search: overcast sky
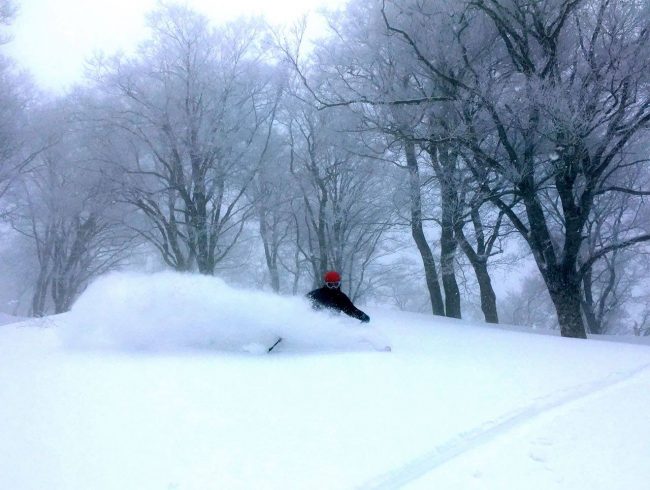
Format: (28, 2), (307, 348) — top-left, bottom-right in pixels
(6, 0), (344, 92)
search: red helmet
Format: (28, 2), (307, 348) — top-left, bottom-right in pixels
(324, 270), (341, 283)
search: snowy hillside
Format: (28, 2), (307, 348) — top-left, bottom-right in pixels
(0, 312), (26, 326)
(1, 272), (649, 490)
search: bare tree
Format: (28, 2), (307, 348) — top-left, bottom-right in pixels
(373, 0), (650, 338)
(249, 117), (295, 292)
(8, 105), (131, 315)
(276, 5), (452, 315)
(85, 5), (278, 274)
(579, 165), (650, 334)
(281, 1), (510, 320)
(0, 4), (43, 216)
(454, 183), (505, 323)
(500, 271), (558, 330)
(403, 140), (446, 315)
(633, 305), (650, 337)
(284, 95), (395, 299)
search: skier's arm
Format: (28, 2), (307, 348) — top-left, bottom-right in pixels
(355, 310), (370, 323)
(339, 294), (370, 323)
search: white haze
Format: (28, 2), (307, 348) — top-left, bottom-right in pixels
(7, 0), (345, 91)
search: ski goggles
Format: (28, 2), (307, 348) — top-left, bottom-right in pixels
(326, 281), (341, 289)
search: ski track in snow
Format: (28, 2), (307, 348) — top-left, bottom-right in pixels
(357, 362), (650, 490)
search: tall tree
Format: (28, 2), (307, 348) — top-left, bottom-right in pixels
(0, 2), (42, 215)
(86, 5), (278, 274)
(284, 94), (394, 299)
(403, 140), (445, 315)
(250, 112), (294, 293)
(378, 0), (650, 337)
(579, 165), (650, 334)
(9, 104), (131, 315)
(282, 1), (505, 319)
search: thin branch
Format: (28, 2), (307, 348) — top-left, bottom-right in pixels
(580, 234), (650, 278)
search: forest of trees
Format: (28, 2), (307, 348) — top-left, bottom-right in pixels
(1, 0), (650, 338)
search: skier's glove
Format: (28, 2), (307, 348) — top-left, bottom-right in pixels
(360, 313), (370, 323)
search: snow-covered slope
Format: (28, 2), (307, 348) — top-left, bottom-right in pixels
(1, 272), (649, 490)
(0, 311), (26, 326)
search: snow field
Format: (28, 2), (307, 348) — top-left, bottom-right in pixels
(0, 271), (649, 490)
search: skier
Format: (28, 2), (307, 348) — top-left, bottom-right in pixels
(306, 271), (370, 323)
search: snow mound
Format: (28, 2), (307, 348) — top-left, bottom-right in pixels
(62, 271), (387, 354)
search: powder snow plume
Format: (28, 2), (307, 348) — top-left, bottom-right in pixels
(61, 271), (386, 353)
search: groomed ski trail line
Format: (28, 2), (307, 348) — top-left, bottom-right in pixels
(357, 362), (650, 490)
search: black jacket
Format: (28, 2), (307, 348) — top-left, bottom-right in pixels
(306, 286), (370, 323)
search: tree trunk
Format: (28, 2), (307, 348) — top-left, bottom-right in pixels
(266, 250), (281, 293)
(31, 271), (49, 317)
(259, 209), (281, 292)
(454, 210), (499, 324)
(581, 268), (600, 334)
(192, 188), (213, 274)
(547, 268), (588, 339)
(440, 199), (461, 318)
(519, 179), (588, 339)
(456, 233), (498, 323)
(474, 261), (498, 323)
(432, 143), (461, 318)
(31, 231), (55, 317)
(405, 141), (445, 315)
(440, 233), (461, 317)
